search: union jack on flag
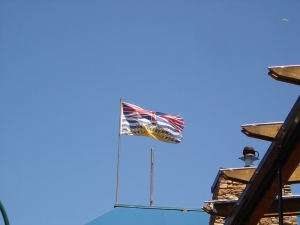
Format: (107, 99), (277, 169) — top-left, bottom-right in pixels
(120, 101), (185, 144)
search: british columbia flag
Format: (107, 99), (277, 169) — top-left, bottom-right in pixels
(120, 101), (185, 144)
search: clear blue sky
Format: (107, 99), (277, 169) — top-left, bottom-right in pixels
(1, 1), (299, 225)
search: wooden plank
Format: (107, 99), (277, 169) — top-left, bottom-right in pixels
(241, 122), (282, 141)
(221, 168), (255, 182)
(204, 196), (300, 217)
(221, 165), (300, 184)
(266, 196), (300, 217)
(268, 65), (300, 85)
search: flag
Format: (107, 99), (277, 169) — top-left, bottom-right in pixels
(120, 101), (185, 144)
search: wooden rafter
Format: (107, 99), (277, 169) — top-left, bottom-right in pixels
(268, 65), (300, 85)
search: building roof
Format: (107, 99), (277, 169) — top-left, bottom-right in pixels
(224, 95), (300, 225)
(85, 204), (209, 225)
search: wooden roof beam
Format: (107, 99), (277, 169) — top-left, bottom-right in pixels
(241, 122), (283, 141)
(221, 165), (300, 184)
(203, 195), (300, 218)
(268, 65), (300, 85)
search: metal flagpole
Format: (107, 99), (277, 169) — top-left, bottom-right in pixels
(115, 98), (122, 204)
(150, 148), (154, 206)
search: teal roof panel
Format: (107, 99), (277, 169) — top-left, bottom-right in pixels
(86, 204), (209, 225)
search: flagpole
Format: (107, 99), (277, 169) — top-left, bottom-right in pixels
(116, 98), (122, 204)
(150, 148), (154, 206)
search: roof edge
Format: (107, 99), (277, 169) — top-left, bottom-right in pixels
(114, 204), (204, 212)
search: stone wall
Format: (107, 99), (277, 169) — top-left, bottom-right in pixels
(209, 174), (298, 225)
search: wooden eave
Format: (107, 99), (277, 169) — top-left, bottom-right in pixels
(203, 195), (300, 218)
(268, 65), (300, 85)
(241, 122), (283, 141)
(221, 165), (300, 184)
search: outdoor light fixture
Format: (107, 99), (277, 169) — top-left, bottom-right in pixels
(239, 146), (259, 167)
